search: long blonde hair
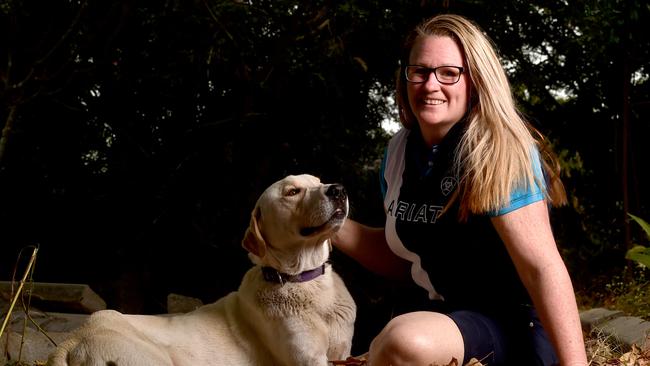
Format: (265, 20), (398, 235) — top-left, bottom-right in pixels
(396, 14), (566, 219)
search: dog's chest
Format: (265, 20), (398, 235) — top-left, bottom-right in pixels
(254, 279), (330, 318)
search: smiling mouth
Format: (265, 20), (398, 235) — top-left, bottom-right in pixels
(424, 99), (445, 105)
(299, 209), (346, 237)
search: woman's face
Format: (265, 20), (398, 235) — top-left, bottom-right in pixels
(407, 35), (469, 146)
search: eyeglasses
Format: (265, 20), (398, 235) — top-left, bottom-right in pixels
(404, 65), (464, 85)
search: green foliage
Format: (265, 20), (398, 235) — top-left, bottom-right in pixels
(606, 268), (650, 320)
(577, 265), (650, 320)
(626, 214), (650, 267)
(627, 246), (650, 268)
(628, 213), (650, 240)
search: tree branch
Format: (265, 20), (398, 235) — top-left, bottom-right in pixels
(0, 104), (17, 165)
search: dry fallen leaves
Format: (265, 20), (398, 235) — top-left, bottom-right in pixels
(614, 344), (650, 366)
(427, 357), (484, 366)
(585, 330), (650, 366)
(463, 358), (485, 366)
(330, 346), (650, 366)
(329, 356), (485, 366)
(330, 356), (368, 365)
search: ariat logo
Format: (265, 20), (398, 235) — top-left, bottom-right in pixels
(387, 200), (444, 224)
(440, 176), (457, 196)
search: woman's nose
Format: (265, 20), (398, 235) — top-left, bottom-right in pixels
(423, 73), (442, 90)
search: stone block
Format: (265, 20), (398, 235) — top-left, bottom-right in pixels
(167, 293), (204, 313)
(0, 282), (106, 314)
(6, 309), (89, 333)
(579, 307), (624, 332)
(598, 316), (650, 350)
(1, 327), (70, 364)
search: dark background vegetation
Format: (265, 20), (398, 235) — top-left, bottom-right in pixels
(1, 0), (649, 354)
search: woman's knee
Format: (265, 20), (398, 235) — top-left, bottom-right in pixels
(368, 312), (464, 366)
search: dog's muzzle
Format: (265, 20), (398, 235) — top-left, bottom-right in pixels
(326, 184), (347, 203)
(299, 184), (348, 237)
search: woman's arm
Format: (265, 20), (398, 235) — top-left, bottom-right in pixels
(333, 219), (411, 280)
(491, 200), (588, 365)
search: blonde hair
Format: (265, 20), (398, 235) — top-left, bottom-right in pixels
(396, 14), (566, 218)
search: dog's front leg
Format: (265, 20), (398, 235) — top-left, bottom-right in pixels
(272, 323), (331, 366)
(326, 275), (357, 361)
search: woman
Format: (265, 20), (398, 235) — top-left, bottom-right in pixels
(334, 14), (587, 365)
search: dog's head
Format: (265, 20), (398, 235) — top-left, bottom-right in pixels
(242, 174), (348, 273)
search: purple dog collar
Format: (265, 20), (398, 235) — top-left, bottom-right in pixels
(261, 263), (327, 285)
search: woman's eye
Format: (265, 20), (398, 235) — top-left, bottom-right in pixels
(286, 188), (301, 196)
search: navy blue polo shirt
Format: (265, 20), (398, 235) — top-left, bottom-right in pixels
(380, 122), (545, 313)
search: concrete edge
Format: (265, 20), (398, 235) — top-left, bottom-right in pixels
(580, 307), (650, 351)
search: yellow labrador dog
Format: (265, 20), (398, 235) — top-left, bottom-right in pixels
(48, 174), (356, 366)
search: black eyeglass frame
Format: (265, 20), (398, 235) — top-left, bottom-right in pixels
(404, 65), (465, 85)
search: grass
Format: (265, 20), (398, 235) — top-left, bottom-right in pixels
(576, 265), (650, 365)
(584, 331), (649, 366)
(577, 264), (650, 321)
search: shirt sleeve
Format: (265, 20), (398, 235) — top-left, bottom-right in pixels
(491, 148), (547, 217)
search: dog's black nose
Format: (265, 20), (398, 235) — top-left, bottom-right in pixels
(326, 184), (346, 200)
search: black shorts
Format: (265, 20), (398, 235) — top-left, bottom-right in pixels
(390, 290), (558, 366)
(447, 307), (559, 366)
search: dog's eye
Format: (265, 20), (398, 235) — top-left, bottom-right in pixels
(286, 188), (301, 196)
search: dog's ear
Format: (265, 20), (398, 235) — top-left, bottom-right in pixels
(242, 206), (266, 257)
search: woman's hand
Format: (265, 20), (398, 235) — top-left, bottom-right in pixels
(333, 219), (411, 280)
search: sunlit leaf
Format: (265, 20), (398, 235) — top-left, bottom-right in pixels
(629, 213), (650, 240)
(626, 245), (650, 267)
